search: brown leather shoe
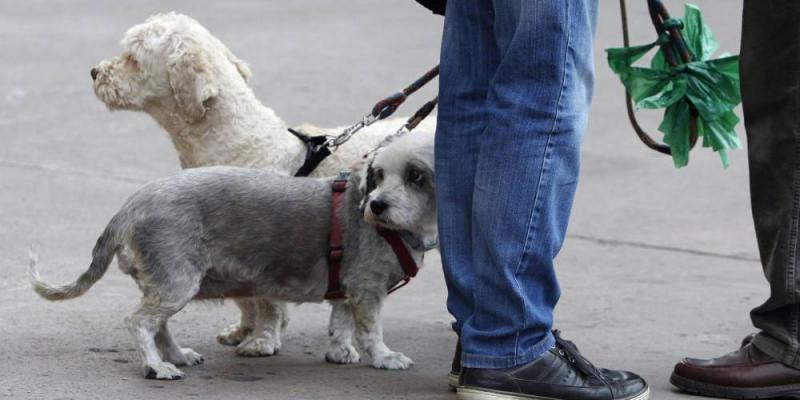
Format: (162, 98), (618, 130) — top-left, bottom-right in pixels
(671, 342), (800, 399)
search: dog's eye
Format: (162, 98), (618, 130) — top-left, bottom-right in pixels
(406, 168), (425, 185)
(374, 168), (384, 183)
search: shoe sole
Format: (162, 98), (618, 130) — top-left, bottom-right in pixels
(457, 386), (650, 400)
(449, 373), (460, 391)
(670, 372), (800, 399)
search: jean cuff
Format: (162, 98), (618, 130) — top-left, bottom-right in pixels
(752, 332), (800, 369)
(460, 331), (555, 369)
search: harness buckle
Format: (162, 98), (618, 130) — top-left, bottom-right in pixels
(328, 247), (344, 262)
(332, 180), (348, 192)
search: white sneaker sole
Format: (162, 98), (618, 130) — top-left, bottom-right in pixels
(449, 373), (460, 390)
(458, 386), (650, 400)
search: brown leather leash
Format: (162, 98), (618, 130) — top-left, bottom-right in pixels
(323, 172), (420, 300)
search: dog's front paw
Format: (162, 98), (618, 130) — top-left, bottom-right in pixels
(325, 345), (361, 364)
(236, 336), (279, 357)
(144, 362), (185, 380)
(372, 352), (413, 370)
(217, 323), (252, 346)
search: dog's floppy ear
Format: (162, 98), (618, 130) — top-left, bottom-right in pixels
(167, 47), (219, 122)
(351, 159), (372, 213)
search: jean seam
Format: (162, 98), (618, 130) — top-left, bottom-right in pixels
(791, 106), (800, 365)
(508, 0), (572, 360)
(789, 74), (800, 365)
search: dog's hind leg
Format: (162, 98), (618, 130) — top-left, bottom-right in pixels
(127, 294), (195, 380)
(236, 298), (282, 357)
(217, 299), (256, 345)
(219, 299), (289, 348)
(325, 300), (360, 364)
(278, 301), (289, 331)
(156, 320), (204, 367)
(126, 259), (204, 379)
(350, 294), (413, 370)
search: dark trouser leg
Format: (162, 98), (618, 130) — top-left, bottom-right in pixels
(743, 0), (800, 369)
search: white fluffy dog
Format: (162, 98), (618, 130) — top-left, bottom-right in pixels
(91, 12), (435, 358)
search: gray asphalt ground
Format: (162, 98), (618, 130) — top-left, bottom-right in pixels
(0, 1), (758, 399)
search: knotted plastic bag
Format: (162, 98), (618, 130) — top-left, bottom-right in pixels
(606, 4), (741, 167)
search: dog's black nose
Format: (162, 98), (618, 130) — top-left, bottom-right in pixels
(370, 199), (388, 216)
(90, 67), (99, 80)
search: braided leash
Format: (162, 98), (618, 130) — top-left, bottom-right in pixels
(293, 65), (439, 177)
(328, 65), (440, 149)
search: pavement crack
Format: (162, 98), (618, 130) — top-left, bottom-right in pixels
(568, 233), (760, 262)
(0, 159), (152, 184)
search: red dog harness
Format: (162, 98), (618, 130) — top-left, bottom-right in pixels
(324, 173), (420, 300)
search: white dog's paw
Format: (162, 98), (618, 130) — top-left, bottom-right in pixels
(236, 336), (279, 357)
(372, 352), (413, 370)
(325, 345), (361, 364)
(144, 362), (185, 380)
(169, 348), (204, 367)
(217, 323), (252, 346)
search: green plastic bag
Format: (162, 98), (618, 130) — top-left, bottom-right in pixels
(606, 4), (741, 167)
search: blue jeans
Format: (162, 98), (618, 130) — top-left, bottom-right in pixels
(435, 0), (598, 369)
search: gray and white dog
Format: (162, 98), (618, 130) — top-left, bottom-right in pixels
(29, 130), (437, 380)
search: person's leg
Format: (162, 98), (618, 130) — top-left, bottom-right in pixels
(436, 0), (498, 333)
(446, 2), (649, 398)
(671, 2), (800, 398)
(744, 1), (800, 366)
(459, 0), (596, 369)
(455, 2), (648, 398)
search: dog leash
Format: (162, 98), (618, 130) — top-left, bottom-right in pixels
(324, 172), (421, 300)
(362, 96), (438, 200)
(618, 0), (699, 155)
(292, 65), (440, 177)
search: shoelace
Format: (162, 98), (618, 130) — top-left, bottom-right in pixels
(552, 330), (601, 378)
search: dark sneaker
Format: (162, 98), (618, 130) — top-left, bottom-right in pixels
(671, 338), (800, 399)
(449, 340), (462, 390)
(458, 331), (649, 400)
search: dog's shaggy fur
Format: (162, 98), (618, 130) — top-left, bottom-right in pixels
(90, 12), (435, 356)
(30, 131), (437, 380)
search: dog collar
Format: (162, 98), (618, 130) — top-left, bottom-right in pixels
(375, 226), (421, 295)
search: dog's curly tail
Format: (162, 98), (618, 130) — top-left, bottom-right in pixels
(29, 226), (118, 301)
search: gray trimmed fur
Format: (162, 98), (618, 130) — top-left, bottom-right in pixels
(29, 131), (436, 379)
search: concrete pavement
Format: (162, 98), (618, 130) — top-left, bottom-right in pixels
(0, 1), (758, 399)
